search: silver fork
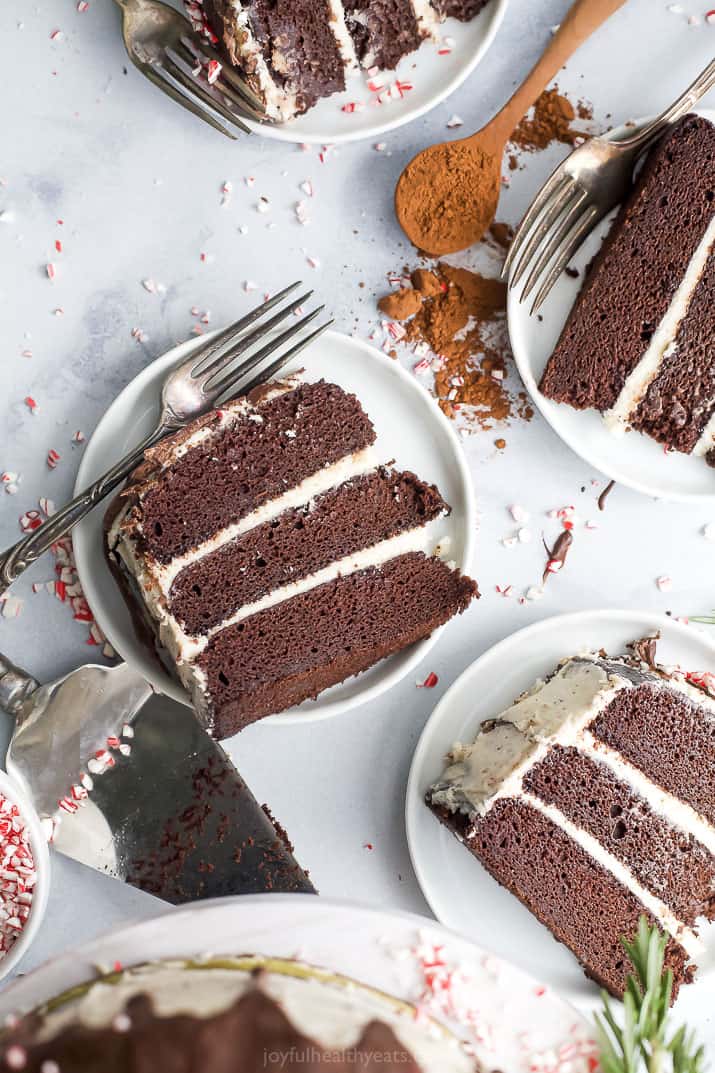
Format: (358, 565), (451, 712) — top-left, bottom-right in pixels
(0, 284), (332, 595)
(114, 0), (269, 140)
(505, 57), (715, 313)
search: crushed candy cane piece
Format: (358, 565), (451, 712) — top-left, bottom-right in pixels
(206, 59), (221, 84)
(45, 263), (57, 281)
(1, 597), (23, 619)
(656, 575), (673, 592)
(46, 449), (60, 470)
(19, 510), (41, 533)
(417, 672), (439, 689)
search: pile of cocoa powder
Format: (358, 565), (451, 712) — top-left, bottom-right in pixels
(378, 233), (533, 438)
(508, 86), (594, 170)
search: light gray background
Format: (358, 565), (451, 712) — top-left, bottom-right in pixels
(1, 0), (714, 1043)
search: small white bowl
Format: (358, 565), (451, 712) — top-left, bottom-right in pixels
(0, 771), (50, 983)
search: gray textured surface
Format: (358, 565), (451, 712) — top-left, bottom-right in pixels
(0, 0), (714, 1040)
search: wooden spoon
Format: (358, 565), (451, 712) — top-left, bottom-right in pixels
(395, 0), (627, 256)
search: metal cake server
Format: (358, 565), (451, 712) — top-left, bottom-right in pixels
(0, 655), (314, 902)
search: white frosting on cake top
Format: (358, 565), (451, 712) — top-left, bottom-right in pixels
(35, 961), (476, 1072)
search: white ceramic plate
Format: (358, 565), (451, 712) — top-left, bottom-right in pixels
(73, 329), (476, 724)
(0, 894), (595, 1071)
(240, 1), (508, 144)
(406, 608), (715, 1004)
(507, 108), (715, 503)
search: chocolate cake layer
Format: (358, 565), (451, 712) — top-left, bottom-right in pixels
(204, 0), (348, 116)
(169, 468), (448, 636)
(136, 381), (376, 563)
(0, 990), (425, 1073)
(540, 115), (715, 412)
(523, 746), (715, 926)
(590, 684), (715, 829)
(343, 0), (425, 70)
(430, 797), (693, 999)
(198, 551), (478, 736)
(631, 246), (715, 453)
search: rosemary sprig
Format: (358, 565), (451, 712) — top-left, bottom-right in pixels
(690, 613), (715, 626)
(595, 917), (705, 1073)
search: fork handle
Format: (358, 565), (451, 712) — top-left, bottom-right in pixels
(0, 427), (164, 598)
(486, 0), (628, 145)
(621, 57), (715, 154)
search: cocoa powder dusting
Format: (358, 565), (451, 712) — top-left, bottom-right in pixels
(509, 87), (592, 167)
(379, 260), (533, 434)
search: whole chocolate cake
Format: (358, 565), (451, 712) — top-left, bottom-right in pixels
(106, 376), (478, 738)
(426, 645), (715, 999)
(539, 114), (715, 463)
(0, 959), (478, 1072)
(186, 0), (493, 120)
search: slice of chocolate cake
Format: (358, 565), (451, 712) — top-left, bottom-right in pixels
(198, 0), (356, 120)
(187, 0), (494, 120)
(342, 1), (428, 71)
(0, 958), (478, 1072)
(107, 376), (478, 739)
(426, 646), (715, 999)
(539, 114), (715, 462)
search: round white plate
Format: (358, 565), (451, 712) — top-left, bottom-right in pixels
(241, 1), (508, 144)
(0, 894), (594, 1071)
(73, 328), (476, 724)
(406, 608), (715, 1003)
(507, 108), (715, 502)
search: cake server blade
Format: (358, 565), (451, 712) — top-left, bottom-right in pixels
(0, 655), (315, 902)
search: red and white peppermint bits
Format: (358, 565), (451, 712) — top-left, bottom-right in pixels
(0, 794), (36, 962)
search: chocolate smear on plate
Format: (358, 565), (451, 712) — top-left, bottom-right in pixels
(542, 530), (573, 583)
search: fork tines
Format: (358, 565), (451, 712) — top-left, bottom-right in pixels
(154, 28), (268, 140)
(503, 172), (594, 315)
(191, 283), (333, 403)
